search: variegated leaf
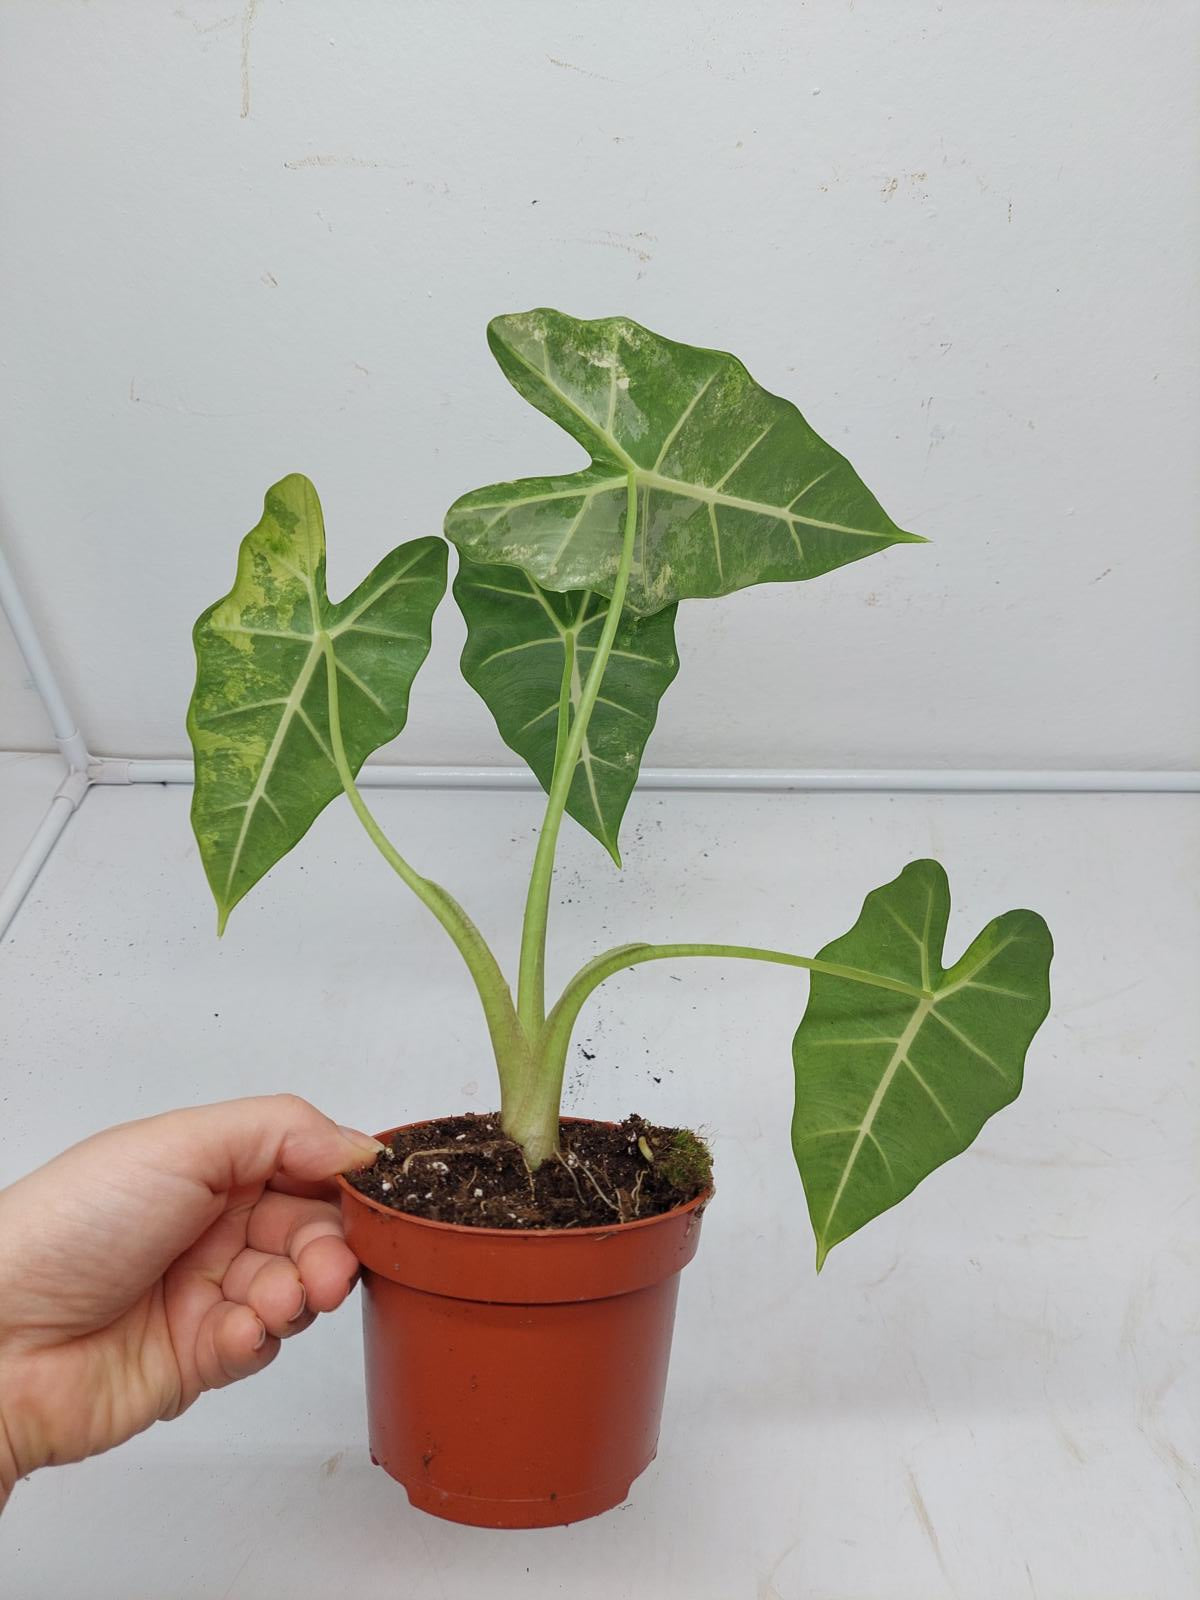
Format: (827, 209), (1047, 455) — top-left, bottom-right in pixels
(188, 474), (446, 929)
(445, 308), (922, 615)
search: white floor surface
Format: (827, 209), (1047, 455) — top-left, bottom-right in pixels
(0, 754), (65, 886)
(0, 780), (1197, 1599)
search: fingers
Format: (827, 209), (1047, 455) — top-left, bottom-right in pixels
(193, 1299), (280, 1390)
(222, 1249), (309, 1339)
(294, 1234), (359, 1315)
(0, 1098), (381, 1332)
(247, 1192), (361, 1314)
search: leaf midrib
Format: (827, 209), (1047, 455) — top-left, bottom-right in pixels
(220, 634), (323, 903)
(503, 338), (895, 544)
(819, 996), (933, 1246)
(208, 552), (435, 910)
(460, 563), (623, 846)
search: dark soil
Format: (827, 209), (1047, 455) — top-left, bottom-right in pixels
(346, 1113), (713, 1230)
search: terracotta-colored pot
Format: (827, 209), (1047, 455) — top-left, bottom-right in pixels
(337, 1118), (710, 1529)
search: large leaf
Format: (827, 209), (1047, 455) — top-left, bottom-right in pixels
(188, 474), (446, 930)
(445, 308), (922, 616)
(792, 860), (1052, 1268)
(454, 554), (678, 863)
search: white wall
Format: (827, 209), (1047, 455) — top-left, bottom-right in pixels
(1, 0), (1196, 769)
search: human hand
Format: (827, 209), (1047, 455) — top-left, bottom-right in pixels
(0, 1095), (382, 1505)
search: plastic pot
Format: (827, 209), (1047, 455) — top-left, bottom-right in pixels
(337, 1118), (710, 1529)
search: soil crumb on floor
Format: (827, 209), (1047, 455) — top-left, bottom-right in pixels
(346, 1113), (712, 1229)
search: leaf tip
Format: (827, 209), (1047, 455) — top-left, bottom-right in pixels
(814, 1238), (829, 1274)
(215, 905), (230, 938)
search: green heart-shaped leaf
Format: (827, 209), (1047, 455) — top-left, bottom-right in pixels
(445, 308), (922, 615)
(792, 860), (1053, 1267)
(454, 555), (678, 863)
(188, 474), (446, 930)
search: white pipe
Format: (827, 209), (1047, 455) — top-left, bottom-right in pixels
(0, 542), (89, 772)
(0, 769), (89, 939)
(4, 754), (1192, 941)
(90, 758), (1200, 794)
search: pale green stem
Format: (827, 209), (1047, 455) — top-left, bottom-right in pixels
(516, 941), (932, 1162)
(551, 629), (576, 780)
(514, 474), (639, 1041)
(320, 634), (529, 1100)
(562, 943), (931, 1008)
(519, 630), (577, 1049)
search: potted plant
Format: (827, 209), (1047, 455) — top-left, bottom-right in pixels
(188, 309), (1053, 1528)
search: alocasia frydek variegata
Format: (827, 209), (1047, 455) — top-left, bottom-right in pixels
(188, 310), (1052, 1265)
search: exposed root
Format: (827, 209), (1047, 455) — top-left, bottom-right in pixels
(399, 1141), (509, 1178)
(555, 1151), (587, 1208)
(576, 1158), (621, 1215)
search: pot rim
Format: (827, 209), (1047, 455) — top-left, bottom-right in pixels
(336, 1113), (712, 1242)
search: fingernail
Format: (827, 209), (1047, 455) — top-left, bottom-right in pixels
(287, 1287), (307, 1324)
(337, 1124), (386, 1154)
(253, 1318), (268, 1350)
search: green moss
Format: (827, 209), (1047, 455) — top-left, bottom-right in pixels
(657, 1127), (713, 1193)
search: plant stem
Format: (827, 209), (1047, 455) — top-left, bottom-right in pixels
(564, 943), (931, 1007)
(514, 474), (639, 1041)
(518, 630), (577, 1045)
(320, 634), (529, 1100)
(528, 941), (932, 1144)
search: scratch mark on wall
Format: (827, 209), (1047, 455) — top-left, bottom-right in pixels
(907, 1352), (942, 1425)
(547, 55), (615, 82)
(240, 0), (258, 119)
(216, 1547), (255, 1600)
(973, 1147), (1112, 1170)
(415, 1514), (451, 1600)
(757, 1534), (802, 1599)
(175, 7), (237, 34)
(561, 229), (656, 265)
(1119, 1269), (1151, 1358)
(283, 154), (397, 170)
(1053, 1417), (1086, 1464)
(1137, 1366), (1197, 1495)
(126, 381), (281, 421)
(906, 1467), (954, 1591)
(865, 1254), (899, 1286)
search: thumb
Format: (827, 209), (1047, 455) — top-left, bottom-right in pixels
(109, 1095), (386, 1196)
